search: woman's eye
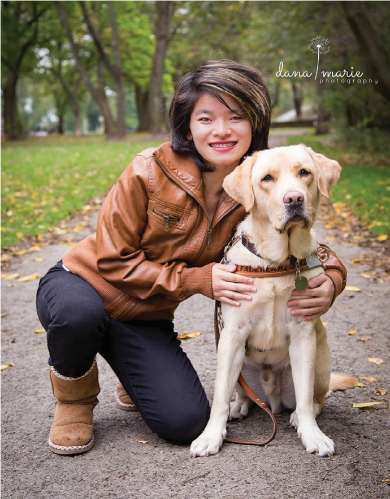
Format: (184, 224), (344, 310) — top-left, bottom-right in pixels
(199, 117), (211, 122)
(299, 169), (311, 177)
(262, 174), (274, 182)
(231, 116), (243, 121)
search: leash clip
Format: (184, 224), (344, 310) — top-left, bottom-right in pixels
(317, 245), (330, 263)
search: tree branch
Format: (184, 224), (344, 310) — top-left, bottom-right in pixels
(79, 1), (115, 76)
(55, 1), (99, 102)
(342, 1), (390, 102)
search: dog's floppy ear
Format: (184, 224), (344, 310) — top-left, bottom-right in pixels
(223, 153), (258, 211)
(304, 145), (341, 198)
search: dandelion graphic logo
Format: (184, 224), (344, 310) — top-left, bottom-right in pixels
(309, 36), (331, 80)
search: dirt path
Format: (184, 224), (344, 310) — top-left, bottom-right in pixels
(2, 134), (389, 498)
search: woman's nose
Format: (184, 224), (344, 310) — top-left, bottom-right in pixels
(212, 119), (231, 137)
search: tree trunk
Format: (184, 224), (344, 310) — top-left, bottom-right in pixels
(108, 1), (126, 137)
(291, 81), (303, 120)
(2, 71), (24, 140)
(315, 83), (329, 135)
(148, 1), (174, 135)
(74, 106), (81, 137)
(56, 1), (125, 140)
(272, 79), (281, 108)
(135, 86), (150, 132)
(342, 1), (390, 103)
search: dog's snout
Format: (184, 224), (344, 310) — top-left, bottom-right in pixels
(283, 190), (304, 207)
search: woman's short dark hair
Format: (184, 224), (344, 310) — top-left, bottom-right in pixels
(169, 59), (272, 171)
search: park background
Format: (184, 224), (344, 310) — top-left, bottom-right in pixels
(1, 0), (390, 252)
(2, 2), (390, 497)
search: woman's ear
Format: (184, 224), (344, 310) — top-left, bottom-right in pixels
(223, 153), (258, 212)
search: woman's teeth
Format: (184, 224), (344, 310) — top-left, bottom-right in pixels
(210, 142), (236, 149)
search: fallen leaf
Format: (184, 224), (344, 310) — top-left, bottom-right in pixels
(177, 332), (202, 340)
(359, 376), (379, 382)
(355, 382), (366, 388)
(360, 273), (371, 279)
(381, 479), (390, 485)
(376, 234), (388, 241)
(1, 272), (20, 280)
(358, 337), (372, 342)
(351, 401), (388, 409)
(136, 440), (148, 444)
(367, 357), (384, 365)
(345, 285), (361, 292)
(1, 313), (8, 318)
(348, 329), (357, 336)
(34, 328), (45, 334)
(322, 321), (329, 326)
(17, 273), (40, 282)
(1, 363), (15, 371)
(351, 258), (361, 264)
(374, 389), (388, 396)
(34, 257), (44, 262)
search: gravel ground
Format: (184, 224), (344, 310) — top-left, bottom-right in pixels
(2, 135), (389, 498)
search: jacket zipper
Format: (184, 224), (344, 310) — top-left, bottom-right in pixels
(153, 208), (181, 231)
(154, 156), (238, 263)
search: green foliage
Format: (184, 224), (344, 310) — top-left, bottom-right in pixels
(285, 131), (390, 236)
(1, 136), (162, 247)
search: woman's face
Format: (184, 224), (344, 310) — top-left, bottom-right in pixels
(188, 93), (252, 173)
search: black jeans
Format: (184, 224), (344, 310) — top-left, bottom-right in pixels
(36, 262), (210, 444)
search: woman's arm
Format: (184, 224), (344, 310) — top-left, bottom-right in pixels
(96, 155), (190, 302)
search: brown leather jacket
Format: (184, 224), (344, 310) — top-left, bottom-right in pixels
(62, 143), (347, 321)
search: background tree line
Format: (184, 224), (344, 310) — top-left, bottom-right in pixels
(2, 0), (389, 141)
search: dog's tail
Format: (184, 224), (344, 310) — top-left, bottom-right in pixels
(329, 372), (357, 391)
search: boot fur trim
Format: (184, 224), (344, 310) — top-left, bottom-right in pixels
(115, 383), (137, 411)
(48, 435), (94, 455)
(50, 357), (97, 381)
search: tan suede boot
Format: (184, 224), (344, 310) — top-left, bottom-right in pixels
(115, 382), (138, 411)
(48, 359), (100, 455)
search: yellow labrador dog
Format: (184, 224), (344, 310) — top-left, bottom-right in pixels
(190, 144), (355, 458)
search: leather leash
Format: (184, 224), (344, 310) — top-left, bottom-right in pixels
(214, 307), (278, 447)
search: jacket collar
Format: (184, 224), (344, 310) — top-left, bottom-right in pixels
(153, 142), (240, 221)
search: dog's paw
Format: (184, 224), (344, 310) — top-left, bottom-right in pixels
(289, 410), (298, 428)
(190, 431), (225, 457)
(229, 398), (249, 420)
(300, 425), (335, 457)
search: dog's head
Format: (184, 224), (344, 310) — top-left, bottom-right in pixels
(223, 144), (341, 232)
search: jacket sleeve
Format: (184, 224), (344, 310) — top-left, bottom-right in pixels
(318, 243), (347, 305)
(96, 154), (196, 302)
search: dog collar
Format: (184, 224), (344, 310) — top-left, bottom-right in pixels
(221, 232), (329, 281)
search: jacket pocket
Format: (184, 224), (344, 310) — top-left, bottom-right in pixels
(152, 208), (181, 232)
(148, 200), (189, 232)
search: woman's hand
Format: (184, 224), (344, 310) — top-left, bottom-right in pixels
(288, 273), (335, 321)
(212, 263), (257, 306)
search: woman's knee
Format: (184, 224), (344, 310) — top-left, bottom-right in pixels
(156, 403), (210, 444)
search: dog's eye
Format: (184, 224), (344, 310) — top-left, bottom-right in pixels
(299, 169), (311, 177)
(262, 174), (274, 182)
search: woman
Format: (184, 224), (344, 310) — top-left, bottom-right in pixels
(36, 60), (346, 455)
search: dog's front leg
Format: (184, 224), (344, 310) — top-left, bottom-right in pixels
(190, 327), (246, 457)
(289, 323), (335, 456)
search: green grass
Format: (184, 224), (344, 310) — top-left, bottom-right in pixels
(2, 130), (390, 249)
(1, 135), (162, 248)
(285, 131), (390, 237)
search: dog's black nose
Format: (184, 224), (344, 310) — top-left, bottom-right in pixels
(283, 190), (304, 207)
